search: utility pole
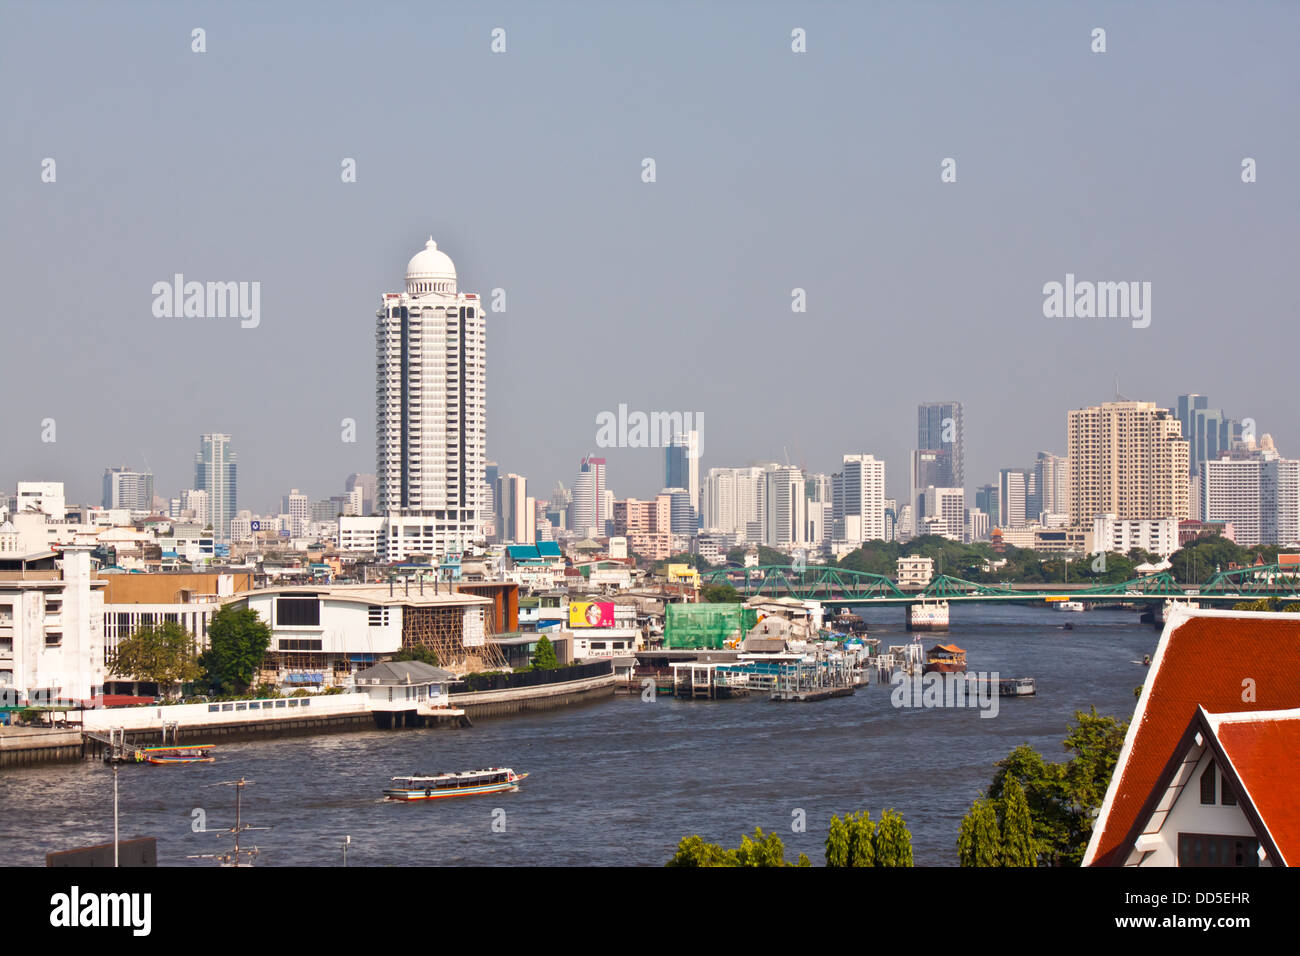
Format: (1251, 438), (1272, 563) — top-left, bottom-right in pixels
(113, 764), (120, 867)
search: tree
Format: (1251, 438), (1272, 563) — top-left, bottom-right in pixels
(825, 814), (851, 867)
(392, 646), (440, 666)
(998, 778), (1036, 866)
(666, 835), (731, 867)
(872, 809), (914, 866)
(701, 582), (742, 603)
(111, 621), (203, 698)
(847, 811), (876, 867)
(531, 634), (559, 670)
(199, 604), (272, 695)
(962, 708), (1129, 866)
(957, 796), (1001, 867)
(666, 828), (809, 867)
(825, 811), (875, 866)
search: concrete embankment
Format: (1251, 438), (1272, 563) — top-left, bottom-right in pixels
(0, 728), (85, 767)
(2, 669), (617, 767)
(452, 671), (616, 719)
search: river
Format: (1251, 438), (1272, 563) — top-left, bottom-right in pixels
(0, 604), (1157, 866)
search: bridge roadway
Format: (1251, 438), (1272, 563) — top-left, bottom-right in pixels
(699, 564), (1300, 610)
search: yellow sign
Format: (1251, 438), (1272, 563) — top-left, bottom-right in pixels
(568, 601), (615, 627)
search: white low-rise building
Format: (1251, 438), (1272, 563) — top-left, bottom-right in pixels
(896, 554), (934, 590)
(1089, 514), (1180, 558)
(228, 584), (493, 685)
(0, 547), (105, 706)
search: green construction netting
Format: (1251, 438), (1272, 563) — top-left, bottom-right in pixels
(664, 603), (759, 649)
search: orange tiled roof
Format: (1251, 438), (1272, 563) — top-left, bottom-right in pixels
(1086, 610), (1300, 866)
(1214, 711), (1300, 866)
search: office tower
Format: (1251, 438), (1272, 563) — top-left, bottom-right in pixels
(568, 455), (606, 538)
(661, 488), (695, 536)
(547, 482), (571, 532)
(1176, 394), (1241, 477)
(1067, 401), (1189, 526)
(1031, 452), (1069, 520)
(762, 466), (807, 548)
(910, 450), (945, 528)
(998, 468), (1028, 529)
(375, 238), (486, 546)
(832, 454), (886, 544)
(665, 431), (700, 529)
(975, 484), (999, 526)
(194, 434), (237, 541)
(965, 508), (989, 543)
(497, 473), (534, 544)
(805, 473), (832, 546)
(345, 473), (377, 515)
(918, 401), (965, 489)
(101, 467), (154, 511)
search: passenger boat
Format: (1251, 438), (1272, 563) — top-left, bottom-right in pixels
(922, 643), (967, 674)
(1054, 601), (1086, 612)
(136, 745), (215, 765)
(384, 767), (527, 801)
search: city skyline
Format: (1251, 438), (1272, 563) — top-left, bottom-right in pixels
(3, 4), (1297, 511)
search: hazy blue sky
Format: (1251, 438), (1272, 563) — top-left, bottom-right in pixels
(3, 1), (1297, 511)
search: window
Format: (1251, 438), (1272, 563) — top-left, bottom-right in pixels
(276, 597), (320, 627)
(367, 605), (390, 627)
(278, 639), (323, 651)
(1178, 833), (1258, 867)
(1200, 762), (1217, 804)
(1221, 770), (1237, 806)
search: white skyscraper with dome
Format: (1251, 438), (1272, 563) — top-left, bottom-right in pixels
(370, 237), (487, 560)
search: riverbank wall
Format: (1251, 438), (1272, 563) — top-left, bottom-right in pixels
(3, 662), (618, 767)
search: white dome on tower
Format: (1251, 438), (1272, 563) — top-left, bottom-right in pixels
(405, 237), (457, 295)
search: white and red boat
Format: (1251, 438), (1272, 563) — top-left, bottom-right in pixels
(384, 767), (527, 801)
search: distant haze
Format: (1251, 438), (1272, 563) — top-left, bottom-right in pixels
(2, 1), (1296, 510)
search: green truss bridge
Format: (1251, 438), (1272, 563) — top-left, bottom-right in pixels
(698, 564), (1300, 610)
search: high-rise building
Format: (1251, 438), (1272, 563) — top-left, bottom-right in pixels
(918, 401), (965, 489)
(568, 455), (606, 538)
(832, 454), (886, 545)
(921, 486), (965, 541)
(975, 483), (999, 526)
(762, 466), (806, 548)
(1203, 448), (1300, 547)
(665, 432), (700, 530)
(374, 238), (486, 553)
(662, 487), (696, 537)
(998, 468), (1029, 529)
(194, 434), (237, 542)
(101, 467), (154, 512)
(1067, 401), (1189, 526)
(910, 449), (945, 529)
(178, 489), (210, 527)
(1176, 394), (1241, 477)
(345, 473), (377, 515)
(497, 473), (534, 544)
(702, 466), (765, 538)
(282, 489), (310, 524)
(546, 482), (571, 532)
(1030, 452), (1069, 521)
